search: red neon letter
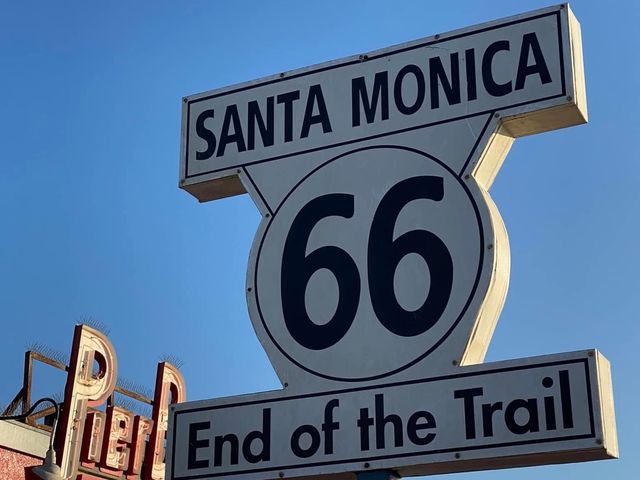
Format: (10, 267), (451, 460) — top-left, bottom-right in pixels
(56, 325), (117, 479)
(100, 406), (134, 476)
(144, 362), (186, 480)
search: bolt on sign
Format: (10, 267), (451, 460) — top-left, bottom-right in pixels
(169, 4), (617, 480)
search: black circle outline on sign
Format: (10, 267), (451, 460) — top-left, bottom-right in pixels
(253, 145), (485, 382)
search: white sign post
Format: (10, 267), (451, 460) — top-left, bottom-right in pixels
(169, 4), (617, 480)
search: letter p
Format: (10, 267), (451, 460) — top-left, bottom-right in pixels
(56, 324), (118, 479)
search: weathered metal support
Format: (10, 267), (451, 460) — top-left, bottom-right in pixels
(2, 387), (25, 416)
(8, 343), (154, 435)
(113, 385), (153, 405)
(31, 350), (68, 371)
(22, 351), (33, 425)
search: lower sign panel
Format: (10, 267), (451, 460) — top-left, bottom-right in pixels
(167, 350), (617, 480)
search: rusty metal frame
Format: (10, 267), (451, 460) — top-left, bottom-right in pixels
(2, 349), (153, 431)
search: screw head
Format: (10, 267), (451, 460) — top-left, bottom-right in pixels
(364, 463), (370, 469)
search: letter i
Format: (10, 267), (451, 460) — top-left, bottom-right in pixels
(541, 376), (557, 430)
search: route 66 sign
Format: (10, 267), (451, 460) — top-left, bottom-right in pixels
(249, 144), (497, 385)
(169, 5), (617, 480)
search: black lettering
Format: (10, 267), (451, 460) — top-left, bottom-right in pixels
(374, 394), (403, 449)
(515, 32), (552, 90)
(247, 98), (274, 150)
(559, 370), (574, 428)
(301, 84), (332, 138)
(394, 64), (426, 115)
(214, 433), (239, 467)
(454, 387), (483, 439)
(357, 408), (374, 451)
(290, 424), (321, 458)
(351, 72), (389, 126)
(321, 399), (340, 455)
(544, 395), (557, 430)
(542, 376), (557, 430)
(242, 408), (271, 464)
(217, 105), (246, 157)
(277, 91), (301, 143)
(429, 53), (461, 109)
(505, 399), (540, 435)
(483, 40), (512, 97)
(195, 110), (216, 160)
(465, 48), (477, 101)
(406, 411), (436, 446)
(481, 402), (503, 437)
(188, 421), (210, 470)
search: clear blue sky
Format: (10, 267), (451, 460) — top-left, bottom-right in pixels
(1, 1), (638, 479)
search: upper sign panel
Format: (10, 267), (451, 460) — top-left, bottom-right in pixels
(180, 4), (585, 202)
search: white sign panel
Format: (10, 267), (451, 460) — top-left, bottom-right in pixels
(252, 145), (485, 383)
(167, 351), (617, 480)
(179, 4), (584, 200)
